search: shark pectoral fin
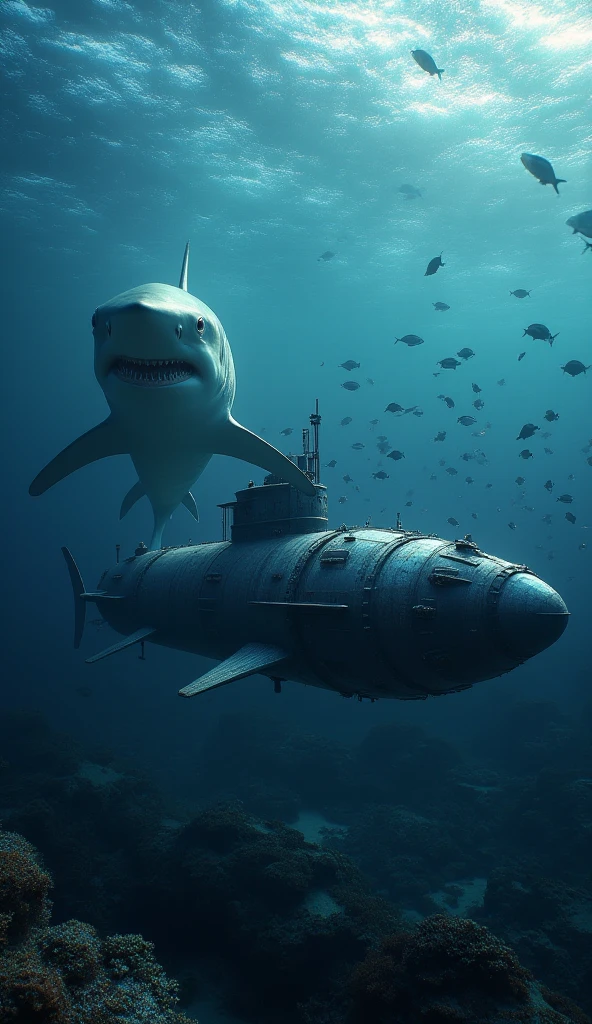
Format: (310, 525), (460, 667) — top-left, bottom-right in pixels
(179, 642), (288, 698)
(120, 480), (145, 519)
(211, 419), (316, 496)
(29, 418), (125, 497)
(182, 491), (199, 522)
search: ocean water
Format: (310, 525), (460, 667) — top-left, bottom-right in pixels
(1, 1), (591, 1022)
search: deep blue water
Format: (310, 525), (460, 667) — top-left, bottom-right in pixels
(1, 1), (591, 1020)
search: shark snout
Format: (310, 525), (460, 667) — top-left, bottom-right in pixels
(96, 301), (205, 388)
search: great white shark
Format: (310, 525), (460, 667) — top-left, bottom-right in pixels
(29, 244), (315, 547)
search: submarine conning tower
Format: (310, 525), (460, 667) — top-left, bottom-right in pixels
(219, 399), (328, 542)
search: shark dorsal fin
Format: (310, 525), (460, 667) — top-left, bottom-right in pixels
(179, 242), (190, 291)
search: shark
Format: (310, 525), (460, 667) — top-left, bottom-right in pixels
(29, 244), (315, 547)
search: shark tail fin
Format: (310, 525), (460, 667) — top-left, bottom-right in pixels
(210, 418), (316, 496)
(179, 242), (190, 290)
(29, 418), (125, 496)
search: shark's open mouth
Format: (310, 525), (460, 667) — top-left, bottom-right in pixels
(111, 357), (196, 386)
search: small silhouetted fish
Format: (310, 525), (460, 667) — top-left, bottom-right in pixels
(518, 352), (526, 362)
(318, 250), (335, 261)
(568, 473), (575, 480)
(465, 476), (474, 484)
(325, 460), (337, 468)
(457, 348), (475, 360)
(433, 301), (450, 311)
(446, 467), (458, 476)
(557, 494), (573, 503)
(351, 442), (365, 450)
(519, 450), (533, 459)
(367, 378), (375, 385)
(280, 427), (293, 436)
(579, 542), (587, 549)
(497, 379), (506, 386)
(369, 419), (379, 426)
(520, 153), (566, 195)
(566, 209), (592, 238)
(458, 415), (476, 426)
(515, 476), (525, 485)
(485, 483), (492, 488)
(562, 360), (590, 376)
(510, 289), (530, 298)
(438, 357), (461, 369)
(565, 512), (576, 524)
(373, 471), (389, 480)
(516, 423), (539, 440)
(523, 323), (559, 344)
(340, 360), (360, 371)
(412, 409), (424, 417)
(508, 522), (517, 530)
(438, 394), (455, 408)
(341, 380), (360, 391)
(399, 183), (422, 199)
(395, 334), (424, 347)
(434, 431), (446, 441)
(387, 450), (405, 461)
(544, 410), (559, 421)
(447, 517), (460, 526)
(472, 383), (482, 393)
(341, 419), (353, 430)
(385, 402), (404, 413)
(338, 496), (347, 504)
(343, 474), (353, 483)
(544, 447), (554, 454)
(425, 253), (444, 276)
(542, 432), (552, 439)
(411, 49), (444, 81)
(405, 501), (413, 507)
(471, 512), (478, 519)
(460, 453), (474, 462)
(473, 399), (485, 410)
(544, 480), (553, 492)
(377, 441), (390, 454)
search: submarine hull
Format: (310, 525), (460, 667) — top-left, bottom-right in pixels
(91, 526), (569, 701)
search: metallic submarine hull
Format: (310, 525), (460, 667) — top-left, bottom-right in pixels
(83, 490), (568, 701)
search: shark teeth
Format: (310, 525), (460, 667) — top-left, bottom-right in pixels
(112, 357), (195, 386)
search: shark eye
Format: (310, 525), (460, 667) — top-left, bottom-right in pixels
(196, 317), (205, 334)
(175, 324), (183, 338)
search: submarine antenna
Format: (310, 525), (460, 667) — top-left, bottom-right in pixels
(310, 398), (321, 484)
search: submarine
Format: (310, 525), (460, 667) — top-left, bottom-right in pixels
(64, 402), (569, 702)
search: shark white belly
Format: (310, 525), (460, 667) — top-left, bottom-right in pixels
(29, 244), (315, 547)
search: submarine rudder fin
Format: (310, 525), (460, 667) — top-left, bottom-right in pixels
(179, 642), (288, 697)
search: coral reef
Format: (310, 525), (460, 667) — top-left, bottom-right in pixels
(0, 827), (192, 1024)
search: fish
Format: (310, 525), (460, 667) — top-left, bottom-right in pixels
(438, 395), (455, 408)
(318, 251), (335, 261)
(473, 399), (485, 410)
(457, 348), (475, 360)
(520, 153), (566, 195)
(343, 474), (353, 483)
(433, 302), (450, 311)
(395, 334), (424, 347)
(412, 409), (424, 417)
(516, 423), (539, 440)
(385, 402), (404, 413)
(465, 477), (474, 484)
(387, 450), (405, 461)
(399, 183), (422, 199)
(485, 483), (493, 489)
(518, 352), (526, 362)
(325, 460), (337, 468)
(340, 416), (352, 426)
(280, 427), (293, 436)
(438, 358), (461, 369)
(29, 244), (314, 549)
(425, 253), (445, 276)
(544, 447), (554, 455)
(497, 379), (506, 386)
(515, 476), (525, 485)
(340, 360), (360, 371)
(351, 442), (365, 450)
(367, 378), (375, 385)
(458, 415), (477, 426)
(472, 383), (482, 393)
(565, 210), (592, 238)
(565, 512), (577, 524)
(523, 323), (559, 345)
(556, 494), (573, 504)
(519, 450), (534, 459)
(434, 431), (446, 442)
(369, 419), (379, 426)
(373, 471), (389, 480)
(377, 441), (390, 454)
(377, 435), (387, 442)
(579, 542), (587, 550)
(341, 380), (361, 391)
(405, 501), (413, 507)
(508, 522), (517, 531)
(447, 517), (460, 527)
(562, 360), (590, 376)
(338, 496), (347, 504)
(446, 467), (458, 476)
(411, 49), (444, 81)
(544, 410), (559, 421)
(510, 289), (531, 298)
(544, 480), (553, 492)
